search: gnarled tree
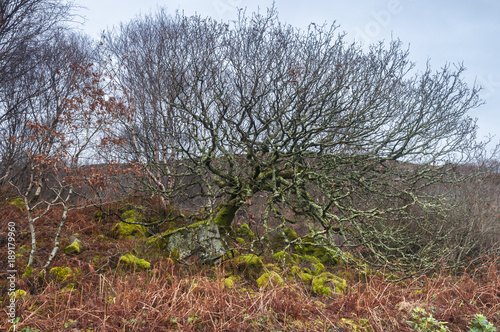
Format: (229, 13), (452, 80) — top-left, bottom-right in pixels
(107, 9), (489, 272)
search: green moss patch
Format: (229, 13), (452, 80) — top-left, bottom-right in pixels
(340, 318), (373, 332)
(256, 271), (284, 288)
(236, 254), (264, 280)
(294, 238), (343, 266)
(223, 276), (239, 289)
(9, 197), (25, 211)
(109, 221), (147, 239)
(311, 272), (347, 296)
(63, 237), (83, 255)
(10, 289), (27, 299)
(236, 223), (255, 240)
(271, 228), (299, 252)
(272, 250), (299, 265)
(48, 266), (81, 283)
(119, 253), (151, 271)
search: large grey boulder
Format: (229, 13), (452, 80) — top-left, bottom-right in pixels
(151, 220), (225, 263)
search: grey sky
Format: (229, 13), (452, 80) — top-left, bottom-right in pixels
(75, 0), (500, 150)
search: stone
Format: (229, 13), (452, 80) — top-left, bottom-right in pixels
(119, 254), (151, 271)
(63, 236), (83, 255)
(257, 271), (284, 288)
(109, 222), (147, 239)
(311, 272), (347, 296)
(161, 220), (225, 263)
(109, 209), (147, 239)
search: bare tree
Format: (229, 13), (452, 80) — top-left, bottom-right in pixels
(0, 0), (76, 182)
(7, 31), (124, 270)
(104, 10), (210, 210)
(109, 8), (491, 271)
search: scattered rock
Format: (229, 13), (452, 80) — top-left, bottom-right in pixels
(312, 272), (346, 296)
(109, 221), (147, 239)
(63, 235), (83, 255)
(257, 271), (284, 288)
(119, 253), (151, 271)
(109, 209), (148, 239)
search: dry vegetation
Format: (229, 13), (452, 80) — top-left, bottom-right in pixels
(1, 175), (499, 332)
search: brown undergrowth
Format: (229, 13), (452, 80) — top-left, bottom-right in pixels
(1, 199), (499, 331)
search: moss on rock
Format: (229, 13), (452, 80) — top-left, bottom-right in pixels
(119, 253), (151, 271)
(122, 209), (145, 222)
(237, 254), (264, 280)
(295, 238), (342, 266)
(236, 223), (255, 240)
(236, 237), (246, 247)
(311, 272), (347, 296)
(63, 237), (83, 255)
(223, 275), (239, 289)
(312, 263), (325, 275)
(312, 273), (332, 296)
(213, 203), (240, 232)
(302, 254), (321, 264)
(256, 271), (284, 288)
(109, 221), (147, 239)
(272, 250), (298, 265)
(109, 209), (148, 239)
(298, 271), (314, 284)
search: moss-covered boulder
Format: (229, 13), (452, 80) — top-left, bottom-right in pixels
(109, 222), (147, 239)
(223, 275), (239, 289)
(257, 271), (284, 288)
(294, 238), (343, 266)
(63, 235), (83, 255)
(236, 254), (264, 280)
(109, 209), (147, 239)
(311, 272), (347, 296)
(299, 271), (314, 284)
(272, 250), (299, 265)
(119, 253), (151, 271)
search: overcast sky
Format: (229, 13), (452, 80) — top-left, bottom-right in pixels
(74, 0), (500, 151)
